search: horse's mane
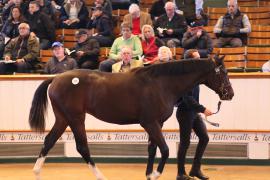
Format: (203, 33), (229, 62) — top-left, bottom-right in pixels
(131, 58), (215, 77)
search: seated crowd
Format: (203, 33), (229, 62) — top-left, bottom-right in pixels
(0, 0), (268, 74)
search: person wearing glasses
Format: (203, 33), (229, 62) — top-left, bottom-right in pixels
(0, 23), (39, 74)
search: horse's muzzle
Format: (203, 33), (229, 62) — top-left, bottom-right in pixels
(221, 89), (234, 100)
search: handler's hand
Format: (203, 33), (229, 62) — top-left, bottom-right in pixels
(203, 108), (213, 116)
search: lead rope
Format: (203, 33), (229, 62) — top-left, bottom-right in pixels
(202, 101), (222, 127)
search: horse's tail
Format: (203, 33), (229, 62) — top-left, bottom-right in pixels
(29, 78), (54, 133)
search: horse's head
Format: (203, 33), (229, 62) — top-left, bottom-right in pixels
(205, 55), (234, 100)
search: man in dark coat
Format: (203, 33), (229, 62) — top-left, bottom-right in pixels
(154, 1), (187, 47)
(182, 24), (213, 58)
(87, 6), (114, 47)
(0, 23), (39, 74)
(72, 29), (100, 69)
(26, 1), (55, 49)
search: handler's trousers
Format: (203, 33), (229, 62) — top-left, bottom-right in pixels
(176, 108), (209, 175)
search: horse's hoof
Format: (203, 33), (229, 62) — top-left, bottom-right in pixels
(97, 177), (108, 180)
(33, 170), (41, 180)
(146, 171), (161, 180)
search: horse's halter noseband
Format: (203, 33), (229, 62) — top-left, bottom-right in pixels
(203, 64), (231, 127)
(214, 65), (231, 100)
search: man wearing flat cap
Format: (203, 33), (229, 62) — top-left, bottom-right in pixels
(71, 29), (100, 69)
(44, 41), (77, 74)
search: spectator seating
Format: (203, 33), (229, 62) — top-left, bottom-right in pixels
(24, 2), (270, 73)
(62, 29), (77, 48)
(170, 47), (184, 60)
(85, 0), (95, 7)
(55, 29), (77, 48)
(40, 50), (53, 63)
(207, 6), (270, 25)
(212, 47), (246, 72)
(248, 25), (270, 46)
(39, 47), (110, 63)
(112, 9), (129, 23)
(238, 0), (270, 7)
(99, 47), (110, 62)
(203, 25), (270, 47)
(35, 49), (54, 73)
(174, 47), (184, 60)
(203, 26), (216, 40)
(248, 12), (270, 25)
(241, 6), (270, 25)
(208, 46), (270, 72)
(207, 8), (226, 26)
(246, 47), (270, 71)
(140, 0), (154, 10)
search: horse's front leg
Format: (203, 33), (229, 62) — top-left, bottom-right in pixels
(146, 138), (158, 179)
(142, 122), (169, 180)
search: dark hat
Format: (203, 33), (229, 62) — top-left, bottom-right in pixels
(93, 6), (103, 11)
(75, 29), (88, 37)
(51, 41), (63, 48)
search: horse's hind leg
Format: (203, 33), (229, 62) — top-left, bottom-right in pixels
(146, 138), (157, 177)
(69, 120), (107, 180)
(146, 123), (164, 177)
(142, 122), (169, 180)
(33, 120), (68, 180)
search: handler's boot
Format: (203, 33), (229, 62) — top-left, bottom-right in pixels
(189, 167), (209, 180)
(176, 173), (193, 180)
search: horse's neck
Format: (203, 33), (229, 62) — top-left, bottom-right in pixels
(160, 71), (207, 101)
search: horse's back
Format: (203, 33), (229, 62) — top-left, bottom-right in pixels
(47, 70), (142, 123)
(47, 69), (174, 125)
(48, 70), (105, 110)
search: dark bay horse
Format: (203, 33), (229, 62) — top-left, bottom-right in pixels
(29, 56), (234, 180)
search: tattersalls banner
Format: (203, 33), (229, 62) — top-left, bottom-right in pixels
(0, 131), (269, 143)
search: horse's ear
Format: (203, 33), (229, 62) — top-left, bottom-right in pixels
(213, 51), (220, 62)
(214, 54), (225, 66)
(220, 55), (225, 60)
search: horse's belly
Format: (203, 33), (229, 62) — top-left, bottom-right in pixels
(101, 118), (139, 125)
(92, 114), (139, 125)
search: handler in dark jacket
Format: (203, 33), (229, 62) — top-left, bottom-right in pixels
(0, 23), (39, 74)
(182, 24), (213, 58)
(72, 29), (100, 69)
(176, 49), (213, 180)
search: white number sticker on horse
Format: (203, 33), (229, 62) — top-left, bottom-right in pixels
(72, 77), (79, 85)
